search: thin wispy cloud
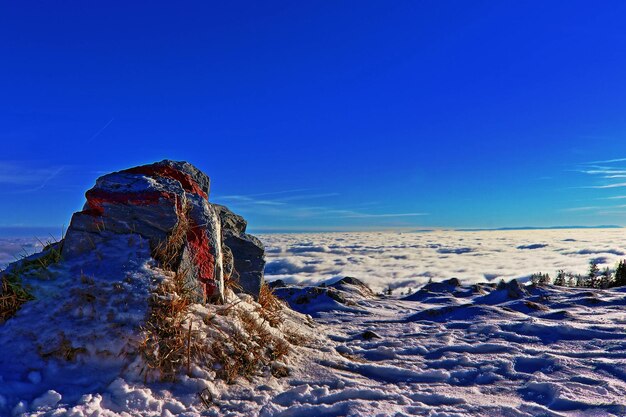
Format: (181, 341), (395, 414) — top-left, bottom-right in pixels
(217, 195), (286, 206)
(340, 212), (429, 218)
(561, 160), (626, 220)
(214, 188), (427, 223)
(0, 163), (65, 189)
(275, 193), (340, 202)
(585, 157), (626, 165)
(587, 182), (626, 189)
(562, 206), (603, 212)
(595, 210), (626, 216)
(218, 192), (340, 205)
(16, 166), (65, 193)
(577, 169), (626, 175)
(218, 188), (317, 199)
(563, 204), (626, 213)
(216, 189), (339, 207)
(574, 162), (626, 190)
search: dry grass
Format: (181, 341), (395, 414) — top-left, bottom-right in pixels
(0, 273), (33, 323)
(152, 202), (190, 270)
(140, 202), (199, 381)
(283, 328), (308, 346)
(206, 307), (291, 383)
(0, 239), (62, 324)
(138, 271), (197, 381)
(139, 276), (301, 383)
(256, 283), (283, 327)
(33, 237), (63, 269)
(224, 271), (243, 293)
(140, 201), (298, 384)
(38, 333), (86, 361)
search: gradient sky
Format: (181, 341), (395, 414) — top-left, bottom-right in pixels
(3, 1), (626, 233)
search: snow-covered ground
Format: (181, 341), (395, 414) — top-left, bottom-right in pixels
(260, 280), (626, 416)
(1, 229), (626, 416)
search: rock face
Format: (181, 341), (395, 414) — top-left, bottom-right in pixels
(62, 160), (265, 302)
(214, 204), (266, 298)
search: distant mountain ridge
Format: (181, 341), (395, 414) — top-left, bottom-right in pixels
(456, 225), (622, 232)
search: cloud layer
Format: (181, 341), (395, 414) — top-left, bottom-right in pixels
(0, 238), (44, 269)
(260, 229), (626, 292)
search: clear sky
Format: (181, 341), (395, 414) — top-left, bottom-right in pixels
(2, 1), (626, 233)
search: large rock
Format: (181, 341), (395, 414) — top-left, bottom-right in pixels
(62, 160), (265, 302)
(214, 204), (265, 299)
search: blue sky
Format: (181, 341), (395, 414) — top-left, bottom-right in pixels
(2, 1), (626, 234)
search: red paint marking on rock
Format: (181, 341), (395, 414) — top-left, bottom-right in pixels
(84, 189), (171, 217)
(186, 224), (217, 298)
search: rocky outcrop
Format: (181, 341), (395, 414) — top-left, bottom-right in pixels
(496, 278), (529, 299)
(272, 277), (374, 316)
(214, 204), (265, 299)
(62, 160), (265, 302)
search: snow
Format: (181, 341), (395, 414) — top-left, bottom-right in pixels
(1, 229), (626, 416)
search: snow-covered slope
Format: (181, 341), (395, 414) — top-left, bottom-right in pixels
(258, 279), (626, 416)
(2, 230), (626, 416)
(0, 233), (161, 414)
(4, 272), (626, 416)
(0, 232), (319, 417)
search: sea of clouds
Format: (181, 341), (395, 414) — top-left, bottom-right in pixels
(260, 229), (626, 292)
(2, 229), (626, 292)
(0, 238), (45, 270)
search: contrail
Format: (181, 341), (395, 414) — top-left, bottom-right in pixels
(87, 118), (114, 143)
(13, 166), (65, 194)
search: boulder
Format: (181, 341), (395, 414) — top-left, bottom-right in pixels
(496, 279), (529, 299)
(213, 204), (265, 299)
(268, 279), (287, 289)
(330, 276), (374, 298)
(62, 160), (265, 302)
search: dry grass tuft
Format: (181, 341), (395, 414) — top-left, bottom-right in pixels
(152, 202), (190, 270)
(0, 239), (62, 324)
(39, 333), (86, 361)
(140, 202), (199, 381)
(140, 278), (300, 383)
(138, 271), (198, 381)
(207, 307), (291, 383)
(223, 271), (243, 293)
(222, 245), (243, 293)
(283, 328), (308, 346)
(0, 273), (33, 323)
(256, 283), (284, 327)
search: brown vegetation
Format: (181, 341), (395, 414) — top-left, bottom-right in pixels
(138, 270), (196, 381)
(206, 307), (291, 384)
(0, 238), (62, 324)
(140, 201), (300, 384)
(152, 202), (190, 270)
(0, 273), (33, 323)
(256, 283), (283, 327)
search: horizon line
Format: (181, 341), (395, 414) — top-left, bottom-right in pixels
(0, 224), (622, 237)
